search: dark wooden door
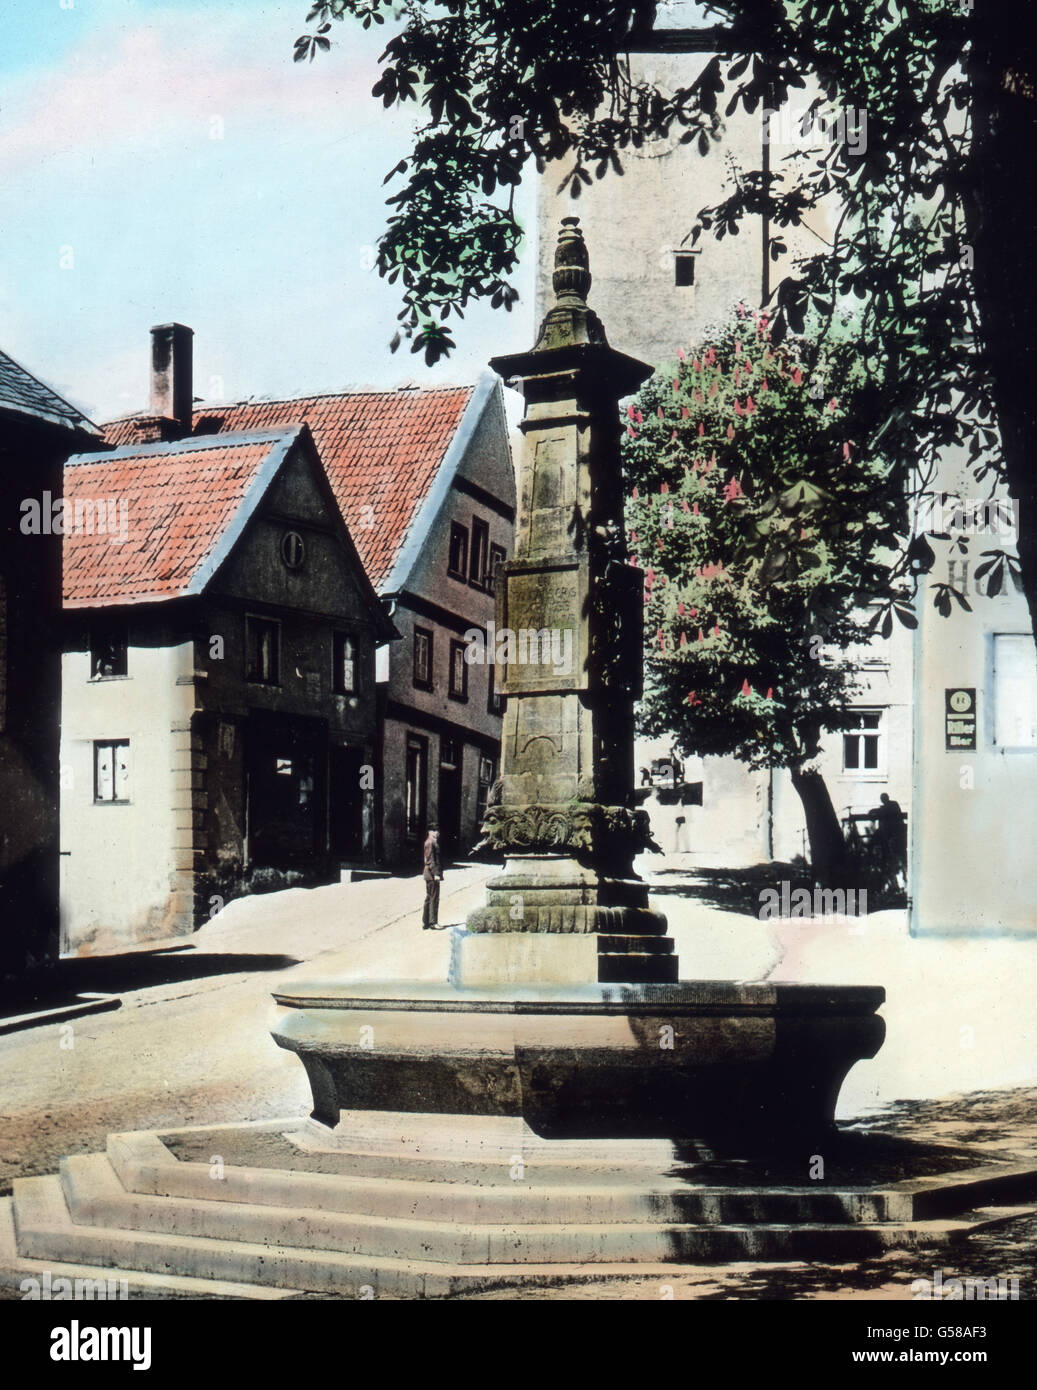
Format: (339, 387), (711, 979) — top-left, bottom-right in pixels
(329, 746), (364, 860)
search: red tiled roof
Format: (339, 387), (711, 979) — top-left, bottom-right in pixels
(63, 430), (298, 608)
(104, 386), (475, 590)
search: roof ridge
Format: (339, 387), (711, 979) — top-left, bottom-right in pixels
(69, 425), (302, 464)
(222, 383), (476, 403)
(103, 382), (476, 427)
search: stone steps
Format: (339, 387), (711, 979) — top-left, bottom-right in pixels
(4, 1118), (1035, 1300)
(105, 1133), (902, 1225)
(1, 1179), (901, 1302)
(593, 929), (678, 986)
(121, 1122), (695, 1188)
(0, 1196), (301, 1301)
(10, 1174), (460, 1299)
(149, 1118), (1037, 1212)
(9, 1163), (997, 1301)
(58, 1153), (949, 1265)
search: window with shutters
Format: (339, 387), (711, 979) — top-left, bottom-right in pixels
(449, 639), (469, 701)
(469, 517), (489, 589)
(94, 739), (130, 803)
(333, 633), (358, 695)
(246, 616), (280, 685)
(413, 627), (433, 691)
(447, 523), (468, 581)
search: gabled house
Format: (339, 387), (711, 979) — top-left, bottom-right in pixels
(105, 335), (516, 868)
(60, 416), (397, 952)
(0, 347), (100, 979)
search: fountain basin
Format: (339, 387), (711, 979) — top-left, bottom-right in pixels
(271, 977), (884, 1148)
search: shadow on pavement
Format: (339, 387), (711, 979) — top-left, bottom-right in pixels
(0, 948), (301, 1020)
(647, 863), (805, 917)
(648, 862), (907, 916)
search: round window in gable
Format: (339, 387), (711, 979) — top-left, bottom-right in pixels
(281, 531), (305, 569)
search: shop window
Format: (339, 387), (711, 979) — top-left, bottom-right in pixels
(405, 736), (428, 839)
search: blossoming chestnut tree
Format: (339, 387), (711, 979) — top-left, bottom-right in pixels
(623, 306), (912, 884)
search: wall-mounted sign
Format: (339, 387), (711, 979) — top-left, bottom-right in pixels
(945, 688), (977, 751)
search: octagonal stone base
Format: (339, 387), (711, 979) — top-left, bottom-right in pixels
(462, 856), (674, 982)
(270, 978), (885, 1150)
(464, 857), (668, 933)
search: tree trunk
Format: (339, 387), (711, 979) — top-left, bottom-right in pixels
(789, 763), (849, 886)
(967, 8), (1037, 645)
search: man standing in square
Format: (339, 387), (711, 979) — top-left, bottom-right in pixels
(422, 828), (442, 928)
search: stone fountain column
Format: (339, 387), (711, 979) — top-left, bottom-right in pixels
(454, 216), (674, 988)
(272, 220), (885, 1149)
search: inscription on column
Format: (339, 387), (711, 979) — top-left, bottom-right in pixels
(524, 433), (571, 556)
(501, 561), (588, 694)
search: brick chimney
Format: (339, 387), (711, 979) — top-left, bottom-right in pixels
(150, 323), (194, 436)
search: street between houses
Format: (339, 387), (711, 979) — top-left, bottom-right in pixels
(0, 866), (493, 1194)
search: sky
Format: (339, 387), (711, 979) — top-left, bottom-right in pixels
(0, 0), (539, 424)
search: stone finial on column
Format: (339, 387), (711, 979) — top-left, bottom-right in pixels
(553, 216), (592, 305)
(534, 217), (610, 352)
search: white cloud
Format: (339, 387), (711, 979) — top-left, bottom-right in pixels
(0, 6), (383, 173)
